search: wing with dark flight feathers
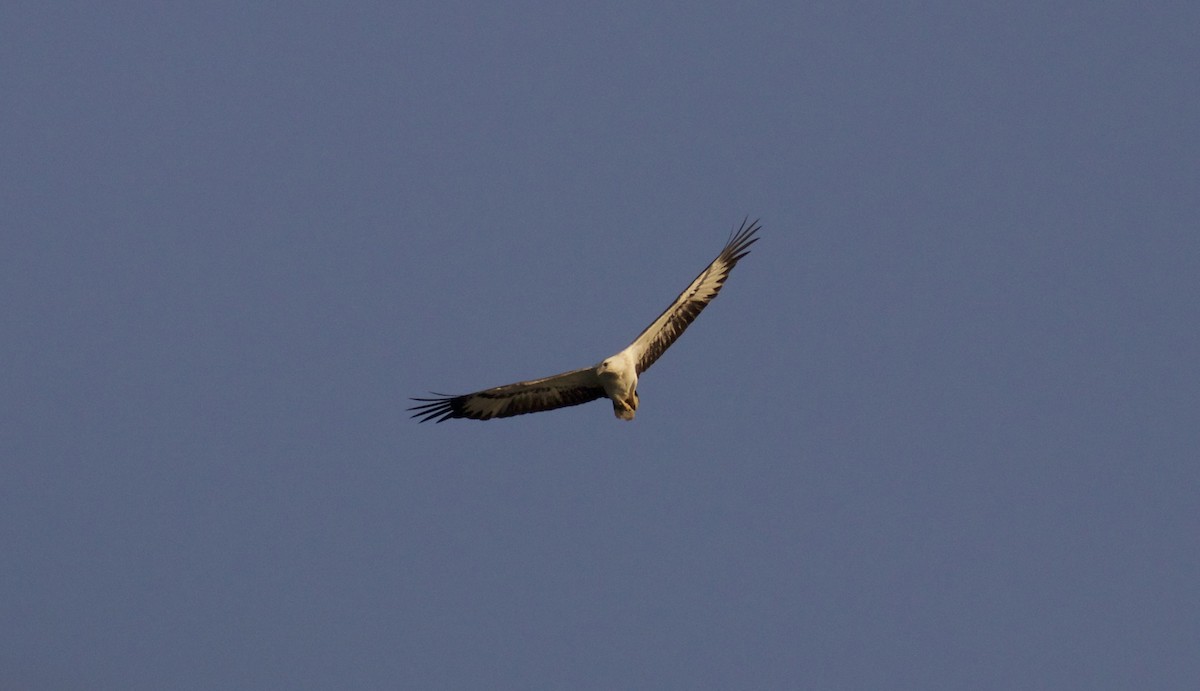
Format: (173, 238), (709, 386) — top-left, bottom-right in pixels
(409, 366), (604, 423)
(624, 218), (759, 374)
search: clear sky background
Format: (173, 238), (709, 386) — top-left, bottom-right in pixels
(4, 3), (1198, 689)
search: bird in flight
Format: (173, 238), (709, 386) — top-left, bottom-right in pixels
(410, 218), (760, 422)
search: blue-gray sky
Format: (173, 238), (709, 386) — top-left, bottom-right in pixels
(4, 3), (1198, 689)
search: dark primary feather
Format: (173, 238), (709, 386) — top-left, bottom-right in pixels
(407, 394), (475, 423)
(630, 218), (760, 374)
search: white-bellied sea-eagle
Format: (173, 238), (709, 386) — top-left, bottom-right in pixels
(410, 218), (760, 422)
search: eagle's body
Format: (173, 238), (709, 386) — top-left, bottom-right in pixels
(598, 350), (639, 420)
(410, 219), (760, 423)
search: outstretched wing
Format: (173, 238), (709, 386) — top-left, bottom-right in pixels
(625, 218), (760, 374)
(409, 366), (605, 423)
